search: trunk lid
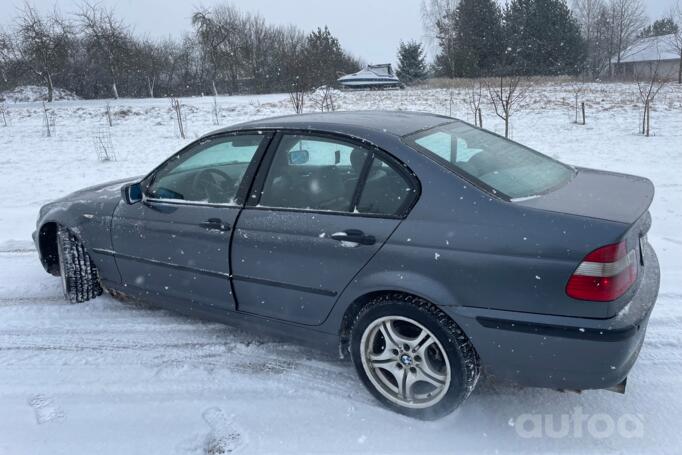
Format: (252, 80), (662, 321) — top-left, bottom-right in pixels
(514, 167), (654, 224)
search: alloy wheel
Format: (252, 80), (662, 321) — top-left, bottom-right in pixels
(359, 316), (451, 409)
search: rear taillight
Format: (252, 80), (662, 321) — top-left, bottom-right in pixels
(566, 241), (638, 302)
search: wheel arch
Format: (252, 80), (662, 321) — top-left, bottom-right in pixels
(337, 289), (471, 358)
(37, 221), (60, 276)
(37, 217), (88, 276)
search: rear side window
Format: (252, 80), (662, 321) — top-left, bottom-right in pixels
(356, 155), (416, 216)
(259, 135), (370, 212)
(405, 121), (574, 199)
(257, 133), (417, 217)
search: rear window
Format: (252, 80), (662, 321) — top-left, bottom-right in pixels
(404, 121), (574, 199)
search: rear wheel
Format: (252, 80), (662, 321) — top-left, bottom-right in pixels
(350, 294), (479, 419)
(57, 227), (102, 303)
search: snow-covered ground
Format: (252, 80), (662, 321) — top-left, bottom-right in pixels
(0, 84), (681, 454)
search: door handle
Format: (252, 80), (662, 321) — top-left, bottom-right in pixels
(331, 229), (375, 246)
(199, 218), (231, 232)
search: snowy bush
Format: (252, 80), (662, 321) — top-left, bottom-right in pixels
(0, 85), (80, 103)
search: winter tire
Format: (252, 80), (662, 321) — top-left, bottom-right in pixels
(350, 293), (480, 420)
(57, 227), (103, 304)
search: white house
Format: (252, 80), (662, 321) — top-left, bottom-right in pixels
(337, 64), (403, 90)
(612, 34), (681, 80)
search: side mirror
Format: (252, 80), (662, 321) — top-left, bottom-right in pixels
(121, 182), (143, 205)
(288, 149), (309, 165)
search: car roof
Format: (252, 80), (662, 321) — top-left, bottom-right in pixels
(220, 110), (454, 138)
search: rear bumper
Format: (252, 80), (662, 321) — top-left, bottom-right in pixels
(445, 243), (660, 390)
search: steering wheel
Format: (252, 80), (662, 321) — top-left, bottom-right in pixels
(192, 168), (234, 203)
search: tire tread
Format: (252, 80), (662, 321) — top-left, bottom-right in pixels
(57, 227), (103, 303)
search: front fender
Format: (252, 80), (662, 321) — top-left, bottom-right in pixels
(35, 198), (122, 283)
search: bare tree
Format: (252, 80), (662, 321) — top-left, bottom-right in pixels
(635, 60), (670, 137)
(191, 9), (224, 96)
(77, 2), (130, 99)
(211, 95), (220, 125)
(104, 102), (112, 127)
(468, 79), (483, 127)
(12, 4), (72, 102)
(570, 75), (589, 125)
(420, 0), (458, 52)
(486, 76), (532, 138)
(573, 0), (604, 40)
(42, 101), (53, 136)
(289, 77), (306, 114)
(283, 29), (310, 114)
(609, 0), (647, 77)
(0, 103), (8, 127)
(169, 97), (185, 139)
(137, 39), (164, 98)
(311, 85), (336, 112)
(572, 0), (607, 78)
(0, 1), (359, 99)
(192, 5), (244, 96)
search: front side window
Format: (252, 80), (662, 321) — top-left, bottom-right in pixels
(405, 122), (574, 199)
(147, 134), (265, 204)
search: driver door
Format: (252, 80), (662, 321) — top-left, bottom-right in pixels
(111, 132), (271, 311)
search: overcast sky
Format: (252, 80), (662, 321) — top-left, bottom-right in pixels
(1, 0), (679, 65)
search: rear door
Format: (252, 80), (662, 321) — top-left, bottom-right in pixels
(111, 132), (271, 311)
(231, 132), (419, 325)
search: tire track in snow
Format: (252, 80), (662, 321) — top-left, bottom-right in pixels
(0, 253), (366, 407)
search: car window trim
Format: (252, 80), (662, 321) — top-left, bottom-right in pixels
(350, 151), (374, 211)
(141, 131), (274, 208)
(244, 205), (406, 220)
(245, 129), (420, 219)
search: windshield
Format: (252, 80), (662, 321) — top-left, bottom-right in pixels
(405, 122), (574, 199)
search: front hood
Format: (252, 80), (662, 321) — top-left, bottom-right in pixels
(53, 176), (142, 204)
(39, 176), (142, 221)
(515, 168), (654, 224)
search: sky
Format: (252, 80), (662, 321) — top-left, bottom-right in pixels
(1, 0), (679, 65)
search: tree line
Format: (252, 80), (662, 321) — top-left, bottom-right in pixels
(0, 2), (361, 101)
(424, 0), (586, 78)
(420, 0), (682, 82)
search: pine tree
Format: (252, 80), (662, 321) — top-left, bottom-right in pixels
(639, 18), (679, 38)
(450, 0), (504, 77)
(503, 0), (586, 76)
(433, 10), (458, 78)
(304, 26), (355, 88)
(396, 40), (427, 84)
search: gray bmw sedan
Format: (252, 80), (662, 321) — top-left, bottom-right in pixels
(34, 111), (659, 419)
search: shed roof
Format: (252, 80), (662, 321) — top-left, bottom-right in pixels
(614, 34), (680, 64)
(337, 64), (400, 84)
